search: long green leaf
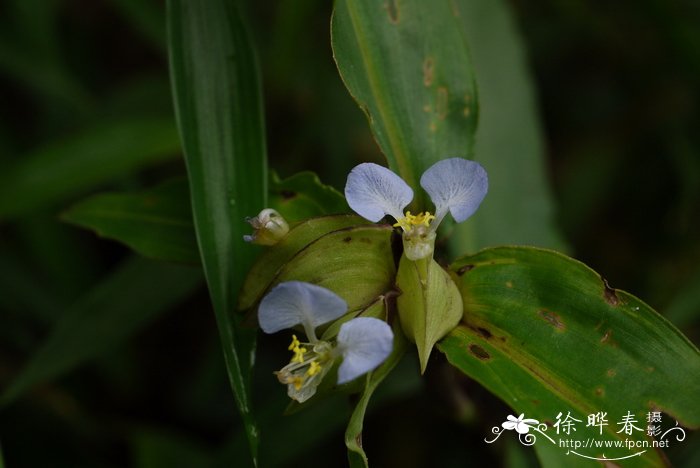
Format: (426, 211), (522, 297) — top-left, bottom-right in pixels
(0, 118), (180, 219)
(167, 0), (267, 462)
(331, 0), (477, 210)
(439, 246), (700, 466)
(61, 179), (199, 264)
(447, 0), (566, 252)
(1, 257), (202, 405)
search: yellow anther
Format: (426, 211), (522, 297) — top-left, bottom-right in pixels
(393, 211), (435, 231)
(307, 361), (322, 376)
(288, 335), (301, 351)
(291, 346), (307, 363)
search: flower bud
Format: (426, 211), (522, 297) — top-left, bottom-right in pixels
(243, 208), (289, 245)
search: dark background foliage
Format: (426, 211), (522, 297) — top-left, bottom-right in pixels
(0, 0), (698, 466)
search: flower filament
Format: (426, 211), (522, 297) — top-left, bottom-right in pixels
(276, 336), (333, 400)
(393, 211), (436, 232)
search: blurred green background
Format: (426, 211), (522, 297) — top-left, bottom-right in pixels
(1, 0), (699, 466)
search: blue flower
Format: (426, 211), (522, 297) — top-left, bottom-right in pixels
(259, 281), (393, 402)
(344, 158), (488, 260)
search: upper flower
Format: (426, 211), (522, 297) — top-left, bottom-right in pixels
(258, 281), (393, 402)
(344, 158), (488, 260)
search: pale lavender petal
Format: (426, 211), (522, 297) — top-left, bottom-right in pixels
(336, 317), (393, 384)
(345, 163), (413, 222)
(258, 281), (347, 334)
(420, 158), (488, 225)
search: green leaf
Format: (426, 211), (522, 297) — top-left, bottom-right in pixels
(447, 0), (566, 251)
(167, 0), (267, 462)
(0, 118), (181, 219)
(1, 257), (202, 405)
(61, 179), (198, 264)
(439, 246), (700, 466)
(269, 171), (348, 222)
(346, 320), (407, 468)
(331, 0), (477, 210)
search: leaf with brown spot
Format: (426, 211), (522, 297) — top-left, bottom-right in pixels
(332, 0), (477, 211)
(439, 246), (700, 467)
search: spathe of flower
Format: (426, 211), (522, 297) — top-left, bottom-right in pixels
(258, 281), (393, 402)
(344, 158), (488, 260)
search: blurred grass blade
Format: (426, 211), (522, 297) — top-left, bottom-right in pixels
(447, 0), (566, 251)
(62, 179), (199, 264)
(331, 0), (477, 210)
(61, 171), (344, 266)
(439, 246), (700, 466)
(167, 0), (267, 462)
(0, 118), (181, 219)
(1, 257), (202, 405)
(108, 0), (167, 51)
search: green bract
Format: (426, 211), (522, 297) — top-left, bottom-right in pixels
(396, 256), (462, 372)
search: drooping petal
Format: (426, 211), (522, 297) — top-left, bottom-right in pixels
(345, 163), (413, 222)
(420, 158), (488, 226)
(336, 317), (393, 384)
(258, 281), (347, 337)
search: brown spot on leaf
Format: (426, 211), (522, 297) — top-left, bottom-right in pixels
(423, 58), (434, 87)
(343, 237), (352, 243)
(595, 387), (604, 397)
(469, 344), (490, 360)
(603, 278), (619, 306)
(506, 281), (513, 288)
(476, 327), (492, 339)
(384, 0), (399, 24)
(538, 309), (565, 331)
(449, 0), (460, 17)
(359, 237), (372, 244)
(600, 329), (618, 347)
(607, 369), (616, 377)
(456, 264), (474, 276)
(280, 190), (296, 200)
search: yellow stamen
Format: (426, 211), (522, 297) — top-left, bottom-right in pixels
(307, 361), (322, 376)
(393, 211), (435, 231)
(291, 346), (307, 363)
(288, 335), (301, 351)
(292, 376), (304, 390)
